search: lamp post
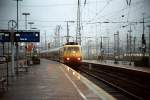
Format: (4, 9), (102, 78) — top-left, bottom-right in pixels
(114, 32), (119, 64)
(76, 0), (81, 45)
(45, 32), (47, 50)
(8, 20), (17, 76)
(14, 0), (23, 30)
(85, 37), (92, 59)
(22, 13), (30, 66)
(14, 0), (23, 75)
(103, 37), (109, 57)
(28, 22), (34, 30)
(22, 13), (30, 30)
(128, 25), (132, 65)
(147, 25), (150, 66)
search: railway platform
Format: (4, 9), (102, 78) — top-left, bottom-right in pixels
(83, 60), (150, 73)
(0, 59), (116, 100)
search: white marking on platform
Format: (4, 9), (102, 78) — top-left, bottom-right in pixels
(59, 65), (88, 100)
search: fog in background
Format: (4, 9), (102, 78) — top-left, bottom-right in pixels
(0, 0), (150, 46)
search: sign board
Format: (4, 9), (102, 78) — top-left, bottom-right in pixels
(14, 31), (40, 42)
(0, 32), (10, 42)
(0, 30), (40, 42)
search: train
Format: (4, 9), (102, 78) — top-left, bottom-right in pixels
(40, 42), (82, 67)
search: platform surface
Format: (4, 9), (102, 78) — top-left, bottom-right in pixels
(83, 60), (150, 73)
(0, 59), (116, 100)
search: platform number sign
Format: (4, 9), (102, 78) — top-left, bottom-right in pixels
(0, 32), (10, 42)
(14, 32), (40, 42)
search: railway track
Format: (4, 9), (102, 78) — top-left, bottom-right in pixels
(77, 62), (150, 100)
(78, 67), (134, 100)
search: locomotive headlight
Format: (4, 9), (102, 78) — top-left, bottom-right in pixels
(66, 57), (70, 60)
(77, 57), (80, 60)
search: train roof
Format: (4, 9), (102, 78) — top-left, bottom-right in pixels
(40, 47), (60, 53)
(40, 43), (81, 53)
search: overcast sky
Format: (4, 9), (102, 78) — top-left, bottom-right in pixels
(0, 0), (150, 45)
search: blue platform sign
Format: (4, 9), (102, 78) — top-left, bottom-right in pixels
(0, 32), (10, 42)
(14, 31), (40, 42)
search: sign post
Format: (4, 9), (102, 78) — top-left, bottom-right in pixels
(10, 28), (15, 76)
(8, 20), (17, 76)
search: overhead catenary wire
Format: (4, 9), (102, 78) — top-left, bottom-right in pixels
(87, 0), (113, 23)
(81, 0), (148, 37)
(82, 0), (144, 27)
(20, 1), (106, 8)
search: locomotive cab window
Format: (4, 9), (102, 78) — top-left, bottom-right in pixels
(67, 47), (79, 51)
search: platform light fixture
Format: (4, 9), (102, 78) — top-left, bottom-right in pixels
(28, 22), (34, 30)
(22, 13), (30, 30)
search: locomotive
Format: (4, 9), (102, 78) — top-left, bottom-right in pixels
(40, 42), (82, 66)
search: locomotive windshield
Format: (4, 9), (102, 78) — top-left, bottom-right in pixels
(66, 47), (79, 51)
